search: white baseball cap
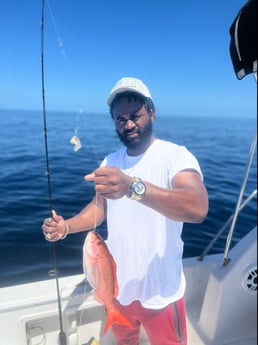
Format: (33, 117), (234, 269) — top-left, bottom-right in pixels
(107, 77), (152, 106)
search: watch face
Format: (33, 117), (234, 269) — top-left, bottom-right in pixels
(133, 181), (146, 195)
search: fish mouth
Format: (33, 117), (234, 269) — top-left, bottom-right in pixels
(85, 231), (96, 254)
(85, 231), (104, 257)
(87, 230), (98, 240)
(84, 245), (93, 257)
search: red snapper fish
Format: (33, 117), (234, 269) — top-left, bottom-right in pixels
(83, 230), (132, 334)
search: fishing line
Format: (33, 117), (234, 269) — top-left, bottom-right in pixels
(93, 193), (99, 232)
(47, 0), (82, 152)
(47, 0), (106, 161)
(40, 1), (67, 344)
(46, 0), (66, 60)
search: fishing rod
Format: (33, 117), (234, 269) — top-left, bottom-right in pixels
(40, 0), (67, 344)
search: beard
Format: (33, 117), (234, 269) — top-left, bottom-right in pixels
(116, 117), (153, 150)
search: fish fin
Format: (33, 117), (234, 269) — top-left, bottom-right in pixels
(112, 259), (119, 298)
(114, 282), (119, 298)
(103, 308), (132, 334)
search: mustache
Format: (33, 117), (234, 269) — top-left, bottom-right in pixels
(124, 127), (139, 135)
(116, 118), (153, 148)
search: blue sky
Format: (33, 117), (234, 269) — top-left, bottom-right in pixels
(0, 0), (256, 117)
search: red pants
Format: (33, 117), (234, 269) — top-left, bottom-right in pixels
(112, 298), (187, 345)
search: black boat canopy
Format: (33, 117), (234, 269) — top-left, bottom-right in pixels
(229, 0), (257, 80)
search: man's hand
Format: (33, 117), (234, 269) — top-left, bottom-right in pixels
(85, 166), (132, 200)
(42, 210), (67, 242)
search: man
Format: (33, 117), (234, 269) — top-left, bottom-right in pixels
(42, 77), (209, 345)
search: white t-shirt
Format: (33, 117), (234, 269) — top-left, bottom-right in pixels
(101, 139), (202, 308)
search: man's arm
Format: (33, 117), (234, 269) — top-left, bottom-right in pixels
(141, 170), (208, 223)
(86, 166), (208, 223)
(42, 195), (106, 241)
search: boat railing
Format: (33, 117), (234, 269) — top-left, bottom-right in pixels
(199, 128), (257, 263)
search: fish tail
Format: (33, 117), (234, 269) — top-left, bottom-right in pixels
(103, 308), (132, 334)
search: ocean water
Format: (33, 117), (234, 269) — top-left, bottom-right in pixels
(0, 109), (256, 287)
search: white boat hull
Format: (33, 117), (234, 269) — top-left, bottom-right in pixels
(0, 227), (256, 345)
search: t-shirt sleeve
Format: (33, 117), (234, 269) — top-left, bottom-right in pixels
(167, 146), (203, 186)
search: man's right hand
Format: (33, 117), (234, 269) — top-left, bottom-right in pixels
(42, 210), (68, 242)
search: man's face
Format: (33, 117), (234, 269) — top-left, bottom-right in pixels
(112, 97), (154, 153)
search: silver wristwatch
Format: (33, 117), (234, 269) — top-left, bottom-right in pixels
(129, 177), (146, 200)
